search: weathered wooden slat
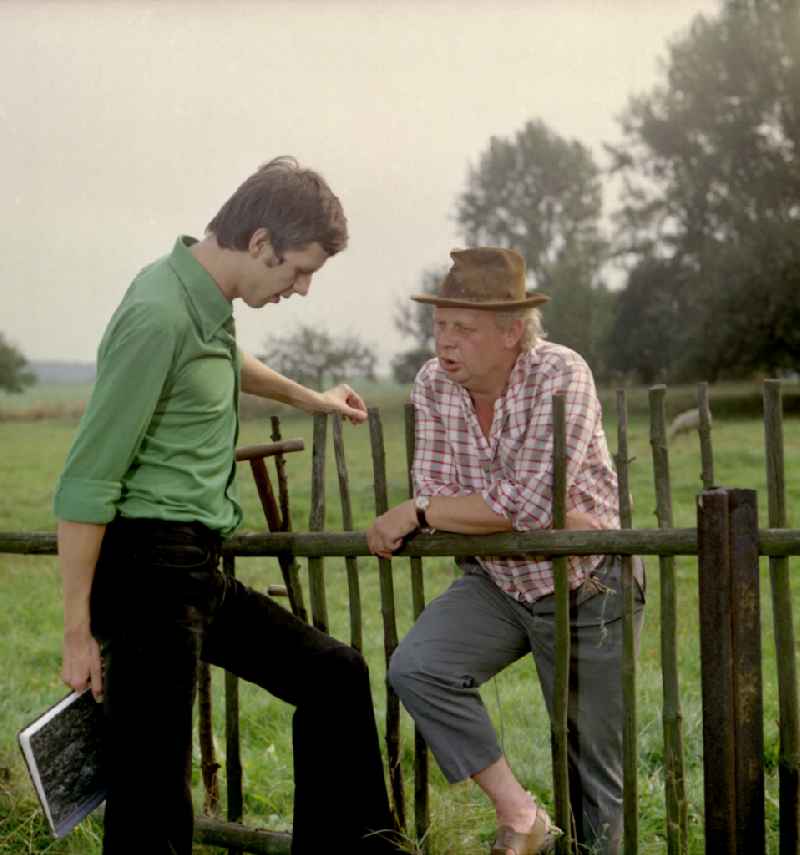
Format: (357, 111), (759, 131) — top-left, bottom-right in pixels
(193, 815), (291, 854)
(696, 382), (715, 490)
(649, 385), (688, 855)
(223, 553), (244, 855)
(197, 660), (220, 816)
(697, 489), (737, 854)
(307, 414), (329, 634)
(728, 490), (765, 853)
(368, 407), (406, 831)
(235, 439), (304, 461)
(617, 390), (638, 855)
(6, 528), (800, 558)
(248, 457), (306, 621)
(332, 415), (363, 653)
(551, 393), (574, 855)
(405, 402), (430, 852)
(764, 379), (800, 855)
(268, 417), (307, 623)
(270, 417), (294, 533)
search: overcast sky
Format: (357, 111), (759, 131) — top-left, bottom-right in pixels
(0, 0), (719, 372)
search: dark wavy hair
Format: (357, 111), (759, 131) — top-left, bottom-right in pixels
(206, 156), (348, 257)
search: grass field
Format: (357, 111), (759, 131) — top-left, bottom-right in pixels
(0, 380), (798, 854)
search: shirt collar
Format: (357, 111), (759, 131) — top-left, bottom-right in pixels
(505, 345), (542, 400)
(168, 236), (233, 341)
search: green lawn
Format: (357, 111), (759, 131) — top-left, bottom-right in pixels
(0, 381), (798, 854)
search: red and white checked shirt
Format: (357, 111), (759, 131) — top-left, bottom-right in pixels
(411, 341), (619, 603)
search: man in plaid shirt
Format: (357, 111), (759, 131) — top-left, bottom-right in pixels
(367, 248), (645, 855)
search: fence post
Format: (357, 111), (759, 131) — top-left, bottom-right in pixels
(368, 407), (406, 831)
(307, 414), (329, 633)
(697, 487), (764, 855)
(223, 552), (244, 855)
(649, 385), (688, 855)
(550, 393), (574, 854)
(764, 379), (800, 855)
(405, 403), (430, 852)
(616, 389), (638, 855)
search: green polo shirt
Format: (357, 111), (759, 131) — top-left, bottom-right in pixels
(54, 236), (243, 535)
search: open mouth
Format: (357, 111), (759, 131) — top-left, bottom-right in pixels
(439, 357), (460, 371)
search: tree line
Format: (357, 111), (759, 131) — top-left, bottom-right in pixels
(4, 1), (797, 395)
(394, 0), (800, 385)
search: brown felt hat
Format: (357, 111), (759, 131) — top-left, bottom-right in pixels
(411, 247), (549, 310)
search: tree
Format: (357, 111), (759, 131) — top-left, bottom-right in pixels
(0, 333), (36, 394)
(455, 119), (612, 367)
(607, 0), (800, 378)
(606, 258), (690, 384)
(259, 325), (377, 390)
(390, 266), (445, 383)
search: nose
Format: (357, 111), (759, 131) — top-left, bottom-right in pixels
(294, 274), (312, 296)
(436, 328), (455, 351)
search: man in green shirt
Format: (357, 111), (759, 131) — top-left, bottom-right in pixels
(55, 157), (401, 854)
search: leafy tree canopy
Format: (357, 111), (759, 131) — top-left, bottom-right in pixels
(455, 119), (614, 371)
(0, 333), (36, 394)
(608, 0), (800, 380)
(457, 119), (606, 290)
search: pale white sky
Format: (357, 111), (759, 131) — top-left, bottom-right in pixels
(0, 0), (718, 371)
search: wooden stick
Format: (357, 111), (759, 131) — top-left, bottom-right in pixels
(307, 414), (329, 634)
(248, 457), (306, 621)
(332, 414), (363, 653)
(649, 385), (688, 855)
(550, 393), (573, 855)
(270, 417), (293, 533)
(405, 403), (430, 852)
(764, 379), (800, 855)
(197, 660), (220, 816)
(223, 553), (244, 855)
(269, 416), (307, 623)
(6, 528), (800, 558)
(193, 815), (291, 854)
(368, 407), (406, 831)
(235, 439), (304, 461)
(617, 390), (638, 855)
(696, 382), (715, 490)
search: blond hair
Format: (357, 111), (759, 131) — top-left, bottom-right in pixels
(493, 307), (545, 351)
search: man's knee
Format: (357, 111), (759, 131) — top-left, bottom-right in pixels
(317, 642), (369, 690)
(387, 639), (421, 700)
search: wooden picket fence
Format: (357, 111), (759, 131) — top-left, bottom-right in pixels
(2, 381), (800, 855)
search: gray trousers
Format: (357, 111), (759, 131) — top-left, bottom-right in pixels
(388, 556), (645, 855)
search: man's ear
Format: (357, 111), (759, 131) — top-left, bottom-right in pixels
(247, 228), (278, 265)
(504, 319), (525, 350)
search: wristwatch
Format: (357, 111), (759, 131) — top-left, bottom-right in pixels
(414, 495), (433, 532)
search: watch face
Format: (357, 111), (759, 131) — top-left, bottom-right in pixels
(415, 496), (430, 511)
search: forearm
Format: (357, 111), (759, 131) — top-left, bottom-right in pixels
(425, 493), (513, 534)
(240, 351), (326, 412)
(58, 520), (106, 634)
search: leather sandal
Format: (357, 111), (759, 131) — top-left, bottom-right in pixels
(490, 804), (562, 855)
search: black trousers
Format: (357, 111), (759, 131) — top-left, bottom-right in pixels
(90, 517), (400, 855)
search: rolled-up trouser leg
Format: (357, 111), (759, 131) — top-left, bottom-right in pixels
(528, 556), (645, 855)
(388, 570), (531, 783)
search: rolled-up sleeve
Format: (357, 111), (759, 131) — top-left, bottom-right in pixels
(53, 301), (177, 523)
(480, 357), (601, 531)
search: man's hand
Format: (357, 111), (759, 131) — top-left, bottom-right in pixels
(564, 510), (605, 530)
(367, 500), (418, 558)
(62, 625), (103, 701)
(320, 384), (368, 424)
